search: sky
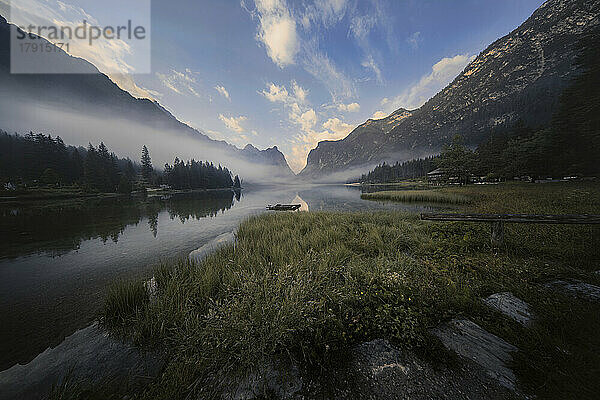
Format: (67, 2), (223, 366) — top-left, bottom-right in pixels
(1, 0), (546, 172)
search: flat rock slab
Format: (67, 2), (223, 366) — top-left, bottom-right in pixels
(189, 231), (236, 262)
(223, 358), (302, 400)
(432, 319), (518, 390)
(318, 339), (517, 400)
(484, 292), (533, 326)
(545, 280), (600, 302)
(0, 323), (164, 400)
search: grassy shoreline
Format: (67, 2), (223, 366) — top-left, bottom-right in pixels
(102, 182), (600, 399)
(361, 189), (471, 204)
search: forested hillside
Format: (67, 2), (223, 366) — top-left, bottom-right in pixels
(0, 132), (240, 193)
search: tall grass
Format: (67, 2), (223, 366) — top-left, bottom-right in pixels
(361, 190), (470, 204)
(101, 280), (149, 330)
(102, 182), (600, 399)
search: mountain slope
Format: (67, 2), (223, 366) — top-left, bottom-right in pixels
(0, 15), (294, 179)
(301, 0), (600, 179)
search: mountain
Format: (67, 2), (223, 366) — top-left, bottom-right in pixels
(301, 0), (600, 180)
(0, 15), (294, 180)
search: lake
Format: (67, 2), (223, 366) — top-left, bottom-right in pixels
(0, 184), (452, 371)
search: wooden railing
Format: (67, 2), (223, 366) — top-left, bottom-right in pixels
(420, 213), (600, 245)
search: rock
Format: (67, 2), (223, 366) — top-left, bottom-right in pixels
(309, 339), (517, 399)
(223, 357), (302, 400)
(189, 231), (236, 263)
(484, 292), (533, 326)
(0, 323), (164, 400)
(545, 280), (600, 302)
(432, 319), (518, 390)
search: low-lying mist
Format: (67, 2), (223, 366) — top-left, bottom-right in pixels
(0, 97), (290, 184)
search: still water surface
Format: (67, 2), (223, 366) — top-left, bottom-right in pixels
(0, 185), (452, 370)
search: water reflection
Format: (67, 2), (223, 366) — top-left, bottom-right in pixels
(1, 191), (236, 260)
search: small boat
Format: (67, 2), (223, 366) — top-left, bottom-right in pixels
(266, 204), (301, 211)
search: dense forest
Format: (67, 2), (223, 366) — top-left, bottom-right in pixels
(0, 131), (140, 192)
(359, 157), (437, 183)
(361, 24), (599, 183)
(0, 132), (241, 193)
(163, 158), (239, 190)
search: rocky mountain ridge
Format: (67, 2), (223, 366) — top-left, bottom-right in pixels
(301, 0), (600, 179)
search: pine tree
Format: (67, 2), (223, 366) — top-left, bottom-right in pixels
(141, 145), (153, 184)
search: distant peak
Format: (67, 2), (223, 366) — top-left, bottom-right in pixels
(243, 144), (258, 151)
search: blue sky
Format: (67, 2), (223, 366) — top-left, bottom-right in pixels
(1, 0), (545, 172)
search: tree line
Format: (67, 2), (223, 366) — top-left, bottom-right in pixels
(0, 132), (241, 193)
(359, 157), (437, 183)
(163, 158), (240, 190)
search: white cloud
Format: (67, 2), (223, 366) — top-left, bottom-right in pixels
(288, 116), (354, 172)
(302, 48), (354, 101)
(386, 53), (475, 111)
(337, 102), (360, 112)
(302, 0), (349, 29)
(261, 82), (290, 103)
(219, 114), (247, 133)
(261, 80), (308, 105)
(290, 108), (317, 133)
(244, 0), (354, 102)
(322, 117), (353, 136)
(371, 110), (387, 119)
(349, 15), (376, 40)
(406, 31), (422, 49)
(361, 55), (383, 84)
(214, 85), (231, 101)
(253, 0), (299, 67)
(291, 80), (309, 103)
(156, 69), (201, 98)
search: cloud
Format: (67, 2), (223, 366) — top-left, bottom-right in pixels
(301, 0), (349, 29)
(302, 47), (354, 101)
(406, 31), (422, 49)
(385, 53), (475, 111)
(337, 102), (360, 112)
(361, 55), (383, 84)
(287, 116), (354, 172)
(244, 0), (354, 102)
(261, 80), (308, 105)
(290, 108), (317, 133)
(322, 117), (353, 136)
(252, 0), (299, 67)
(291, 80), (309, 103)
(371, 110), (387, 119)
(156, 68), (201, 98)
(219, 114), (247, 133)
(349, 15), (376, 40)
(214, 85), (231, 101)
